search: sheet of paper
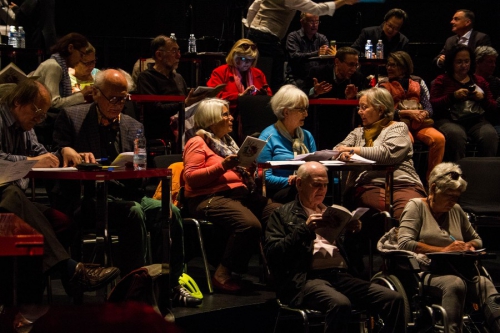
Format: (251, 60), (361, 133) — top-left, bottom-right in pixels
(267, 161), (305, 166)
(0, 159), (38, 185)
(320, 160), (345, 166)
(238, 136), (267, 168)
(292, 150), (340, 161)
(111, 152), (134, 167)
(348, 153), (375, 164)
(31, 167), (78, 171)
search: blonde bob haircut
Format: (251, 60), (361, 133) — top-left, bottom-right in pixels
(270, 84), (309, 120)
(358, 87), (395, 120)
(226, 38), (259, 67)
(194, 98), (230, 130)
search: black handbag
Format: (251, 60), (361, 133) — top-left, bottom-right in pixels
(449, 100), (485, 121)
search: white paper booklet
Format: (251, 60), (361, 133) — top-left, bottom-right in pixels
(317, 206), (369, 243)
(348, 153), (375, 164)
(110, 152), (134, 167)
(0, 160), (38, 186)
(192, 84), (227, 97)
(292, 150), (340, 161)
(238, 136), (267, 167)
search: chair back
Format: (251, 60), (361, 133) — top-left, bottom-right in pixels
(237, 95), (276, 144)
(153, 154), (183, 169)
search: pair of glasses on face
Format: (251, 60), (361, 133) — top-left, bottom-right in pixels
(240, 43), (257, 51)
(343, 61), (360, 69)
(236, 57), (254, 64)
(291, 107), (308, 113)
(32, 104), (47, 123)
(96, 87), (129, 105)
(80, 58), (97, 66)
(305, 20), (320, 26)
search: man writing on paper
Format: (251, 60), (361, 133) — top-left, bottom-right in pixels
(0, 79), (119, 305)
(264, 161), (405, 332)
(136, 35), (208, 152)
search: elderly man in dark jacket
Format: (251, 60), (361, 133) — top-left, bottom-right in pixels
(264, 161), (405, 333)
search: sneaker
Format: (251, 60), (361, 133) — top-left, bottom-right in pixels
(172, 285), (202, 307)
(68, 263), (120, 295)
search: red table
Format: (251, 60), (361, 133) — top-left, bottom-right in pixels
(0, 213), (44, 306)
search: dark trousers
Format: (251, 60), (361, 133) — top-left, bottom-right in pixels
(295, 273), (406, 333)
(187, 187), (280, 273)
(436, 117), (498, 162)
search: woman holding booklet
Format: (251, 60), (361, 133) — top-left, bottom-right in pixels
(334, 87), (425, 220)
(183, 98), (280, 293)
(398, 162), (498, 333)
(206, 38), (272, 110)
(257, 85), (316, 203)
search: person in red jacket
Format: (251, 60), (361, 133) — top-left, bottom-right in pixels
(206, 38), (272, 112)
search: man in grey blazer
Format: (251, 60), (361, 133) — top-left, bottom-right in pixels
(434, 9), (491, 68)
(52, 69), (147, 277)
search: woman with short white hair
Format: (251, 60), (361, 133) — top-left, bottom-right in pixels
(183, 98), (280, 293)
(257, 84), (316, 203)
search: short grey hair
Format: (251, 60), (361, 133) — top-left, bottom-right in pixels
(194, 98), (230, 130)
(270, 84), (308, 120)
(475, 46), (498, 63)
(358, 87), (395, 120)
(428, 162), (467, 194)
(94, 68), (134, 93)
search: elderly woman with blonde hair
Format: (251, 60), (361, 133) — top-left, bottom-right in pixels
(398, 162), (498, 333)
(183, 98), (280, 293)
(257, 84), (316, 203)
(206, 38), (272, 110)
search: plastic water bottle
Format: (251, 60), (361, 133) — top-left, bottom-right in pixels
(364, 39), (373, 59)
(133, 129), (147, 170)
(18, 26), (25, 49)
(376, 39), (384, 59)
(8, 26), (17, 48)
(188, 34), (197, 53)
(169, 33), (177, 41)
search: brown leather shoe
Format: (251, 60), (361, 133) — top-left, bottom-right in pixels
(68, 263), (120, 294)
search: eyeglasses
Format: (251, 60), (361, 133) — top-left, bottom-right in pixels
(235, 57), (254, 64)
(305, 20), (320, 26)
(80, 58), (97, 66)
(96, 87), (129, 105)
(343, 61), (360, 69)
(384, 21), (401, 32)
(386, 62), (398, 68)
(159, 48), (181, 55)
(240, 43), (257, 51)
(437, 171), (463, 181)
(291, 107), (308, 113)
(32, 104), (47, 123)
(357, 104), (370, 111)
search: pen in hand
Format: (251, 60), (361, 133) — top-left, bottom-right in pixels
(449, 234), (456, 241)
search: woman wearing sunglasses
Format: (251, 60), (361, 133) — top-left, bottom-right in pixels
(206, 38), (272, 111)
(398, 162), (498, 333)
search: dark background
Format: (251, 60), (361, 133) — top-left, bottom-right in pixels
(10, 0), (499, 87)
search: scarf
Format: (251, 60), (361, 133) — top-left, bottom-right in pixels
(363, 117), (392, 147)
(50, 53), (72, 98)
(380, 78), (421, 107)
(274, 120), (309, 155)
(231, 66), (254, 93)
(197, 129), (256, 192)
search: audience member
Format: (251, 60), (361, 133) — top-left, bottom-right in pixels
(69, 42), (99, 96)
(475, 46), (500, 136)
(206, 38), (272, 110)
(398, 162), (498, 333)
(183, 98), (280, 293)
(33, 32), (92, 108)
(264, 161), (405, 333)
(378, 51), (445, 181)
(307, 47), (366, 99)
(434, 9), (491, 69)
(51, 69), (147, 277)
(246, 0), (358, 93)
(351, 8), (409, 57)
(0, 79), (119, 303)
(257, 85), (316, 203)
(335, 87), (426, 219)
(285, 12), (335, 89)
(430, 44), (497, 162)
(136, 35), (206, 151)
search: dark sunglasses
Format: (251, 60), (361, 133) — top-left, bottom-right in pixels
(240, 43), (257, 51)
(437, 171), (463, 181)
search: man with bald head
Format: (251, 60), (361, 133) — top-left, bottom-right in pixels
(52, 68), (147, 276)
(264, 161), (405, 332)
(136, 35), (206, 151)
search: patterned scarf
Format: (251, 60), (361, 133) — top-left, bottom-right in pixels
(231, 66), (254, 93)
(363, 117), (392, 147)
(197, 129), (256, 192)
(274, 120), (309, 155)
(50, 53), (72, 98)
